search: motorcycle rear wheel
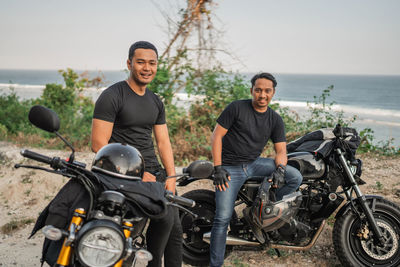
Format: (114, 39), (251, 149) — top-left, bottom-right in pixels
(333, 198), (400, 267)
(180, 189), (234, 266)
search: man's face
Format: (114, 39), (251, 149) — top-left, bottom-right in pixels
(127, 48), (158, 86)
(250, 78), (275, 111)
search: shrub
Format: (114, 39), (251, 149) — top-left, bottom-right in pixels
(38, 69), (95, 148)
(0, 69), (95, 149)
(1, 66), (398, 160)
(0, 89), (36, 135)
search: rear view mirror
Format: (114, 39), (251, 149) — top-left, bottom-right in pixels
(28, 105), (60, 133)
(184, 160), (214, 178)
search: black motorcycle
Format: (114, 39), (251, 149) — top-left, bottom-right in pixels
(177, 124), (400, 266)
(15, 105), (199, 267)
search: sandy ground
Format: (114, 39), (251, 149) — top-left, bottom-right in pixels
(0, 141), (399, 266)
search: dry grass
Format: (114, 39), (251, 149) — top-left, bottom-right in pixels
(1, 218), (35, 234)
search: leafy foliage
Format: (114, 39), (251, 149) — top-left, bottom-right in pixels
(0, 66), (398, 159)
(186, 68), (250, 128)
(0, 89), (36, 135)
(0, 69), (98, 148)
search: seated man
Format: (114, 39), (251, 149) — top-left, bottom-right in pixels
(209, 72), (303, 267)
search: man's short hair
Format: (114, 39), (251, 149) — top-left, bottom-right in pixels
(251, 72), (277, 88)
(128, 41), (158, 60)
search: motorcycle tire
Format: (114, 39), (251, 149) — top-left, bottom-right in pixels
(333, 198), (400, 267)
(179, 189), (235, 266)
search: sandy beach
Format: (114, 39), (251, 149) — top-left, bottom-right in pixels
(0, 141), (399, 266)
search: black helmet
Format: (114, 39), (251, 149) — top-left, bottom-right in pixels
(92, 143), (144, 180)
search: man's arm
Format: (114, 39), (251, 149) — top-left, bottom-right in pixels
(154, 124), (176, 193)
(91, 119), (114, 152)
(211, 123), (230, 191)
(274, 142), (288, 167)
(211, 123), (228, 166)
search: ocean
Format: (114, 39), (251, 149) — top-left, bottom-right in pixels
(1, 69), (399, 146)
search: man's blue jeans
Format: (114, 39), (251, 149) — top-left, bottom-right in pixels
(209, 157), (302, 267)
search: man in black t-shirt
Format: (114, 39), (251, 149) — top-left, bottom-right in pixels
(209, 73), (302, 267)
(91, 41), (182, 267)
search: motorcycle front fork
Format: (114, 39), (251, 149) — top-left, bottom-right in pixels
(336, 148), (385, 245)
(55, 209), (134, 267)
(55, 208), (86, 267)
(114, 221), (134, 267)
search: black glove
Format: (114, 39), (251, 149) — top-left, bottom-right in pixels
(268, 164), (286, 189)
(213, 165), (230, 189)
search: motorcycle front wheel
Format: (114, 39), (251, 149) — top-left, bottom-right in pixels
(180, 189), (234, 266)
(333, 198), (400, 266)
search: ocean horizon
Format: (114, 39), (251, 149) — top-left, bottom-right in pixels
(1, 69), (399, 147)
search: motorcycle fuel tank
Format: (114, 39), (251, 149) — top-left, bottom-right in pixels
(287, 152), (326, 179)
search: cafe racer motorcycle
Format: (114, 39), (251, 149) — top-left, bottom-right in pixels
(15, 105), (198, 267)
(177, 125), (400, 266)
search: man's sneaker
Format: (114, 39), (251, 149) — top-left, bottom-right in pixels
(243, 207), (265, 244)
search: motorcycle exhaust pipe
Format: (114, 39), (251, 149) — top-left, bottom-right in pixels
(203, 232), (260, 246)
(202, 220), (326, 250)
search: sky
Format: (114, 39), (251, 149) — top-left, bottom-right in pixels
(1, 0), (399, 75)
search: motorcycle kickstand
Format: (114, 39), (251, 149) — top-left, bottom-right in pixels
(274, 248), (281, 257)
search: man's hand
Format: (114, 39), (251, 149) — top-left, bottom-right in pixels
(213, 165), (230, 191)
(268, 164), (286, 189)
(142, 171), (156, 182)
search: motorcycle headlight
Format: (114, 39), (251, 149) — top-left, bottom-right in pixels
(350, 164), (357, 175)
(350, 159), (363, 176)
(76, 220), (125, 267)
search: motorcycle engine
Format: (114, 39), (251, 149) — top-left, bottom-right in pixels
(277, 219), (313, 242)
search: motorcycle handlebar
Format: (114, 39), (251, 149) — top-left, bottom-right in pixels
(20, 149), (86, 170)
(165, 192), (196, 208)
(20, 149), (52, 165)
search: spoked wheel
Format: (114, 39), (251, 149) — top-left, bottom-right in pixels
(180, 190), (215, 266)
(333, 198), (400, 266)
(179, 189), (233, 266)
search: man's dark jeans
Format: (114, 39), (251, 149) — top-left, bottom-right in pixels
(146, 166), (183, 267)
(146, 205), (182, 267)
(209, 157), (303, 267)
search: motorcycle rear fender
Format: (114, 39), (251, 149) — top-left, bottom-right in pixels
(335, 195), (384, 219)
(177, 176), (213, 186)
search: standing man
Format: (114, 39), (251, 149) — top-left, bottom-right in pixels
(209, 72), (302, 267)
(91, 41), (182, 267)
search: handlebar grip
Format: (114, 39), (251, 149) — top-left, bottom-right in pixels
(165, 193), (196, 208)
(20, 149), (52, 165)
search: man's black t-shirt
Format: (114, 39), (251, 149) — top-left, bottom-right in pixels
(93, 81), (165, 169)
(217, 99), (286, 165)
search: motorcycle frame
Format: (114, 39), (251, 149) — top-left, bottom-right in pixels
(178, 152), (382, 249)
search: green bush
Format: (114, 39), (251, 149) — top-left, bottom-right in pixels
(0, 123), (8, 139)
(37, 69), (94, 147)
(0, 89), (36, 135)
(0, 69), (95, 149)
(186, 68), (250, 128)
(166, 68), (252, 163)
(1, 66), (398, 160)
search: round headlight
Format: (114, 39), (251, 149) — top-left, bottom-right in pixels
(77, 222), (125, 267)
(350, 164), (357, 175)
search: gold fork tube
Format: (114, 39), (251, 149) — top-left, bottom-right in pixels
(114, 221), (133, 267)
(56, 208), (86, 266)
